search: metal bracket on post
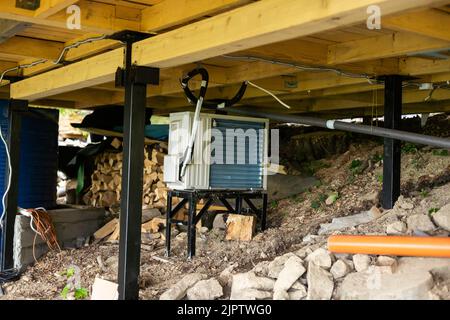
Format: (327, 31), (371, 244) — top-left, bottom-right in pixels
(113, 30), (159, 300)
(1, 99), (28, 271)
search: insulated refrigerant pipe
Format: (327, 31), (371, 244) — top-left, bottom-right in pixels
(227, 107), (450, 149)
(328, 235), (450, 258)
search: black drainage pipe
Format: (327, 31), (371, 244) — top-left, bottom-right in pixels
(227, 106), (450, 150)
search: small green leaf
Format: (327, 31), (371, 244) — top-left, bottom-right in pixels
(428, 208), (440, 215)
(61, 285), (70, 300)
(66, 267), (75, 278)
(74, 287), (89, 300)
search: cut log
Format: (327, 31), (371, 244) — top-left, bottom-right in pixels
(111, 138), (122, 149)
(107, 224), (120, 242)
(94, 218), (119, 240)
(225, 214), (256, 242)
(142, 217), (166, 233)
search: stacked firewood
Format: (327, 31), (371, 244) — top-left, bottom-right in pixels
(84, 140), (168, 210)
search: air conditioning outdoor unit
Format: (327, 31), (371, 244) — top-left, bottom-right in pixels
(163, 112), (269, 191)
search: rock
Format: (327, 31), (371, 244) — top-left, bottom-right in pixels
(353, 254), (371, 272)
(160, 273), (207, 300)
(306, 248), (332, 269)
(198, 226), (209, 234)
(267, 253), (297, 278)
(302, 234), (321, 244)
(407, 214), (436, 233)
(213, 214), (227, 230)
(432, 204), (450, 232)
(369, 206), (383, 219)
(252, 261), (270, 277)
(318, 211), (375, 235)
(377, 256), (397, 270)
(306, 261), (334, 300)
(400, 201), (414, 210)
(218, 265), (235, 287)
(288, 283), (307, 300)
(338, 257), (450, 300)
(186, 278), (223, 300)
(273, 256), (306, 300)
(104, 256), (119, 274)
(386, 221), (407, 235)
(295, 246), (314, 259)
(330, 259), (350, 279)
(230, 272), (275, 300)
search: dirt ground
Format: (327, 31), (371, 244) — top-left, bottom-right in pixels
(2, 139), (450, 300)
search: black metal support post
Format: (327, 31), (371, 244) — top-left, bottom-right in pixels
(113, 31), (159, 300)
(1, 99), (27, 271)
(382, 75), (403, 209)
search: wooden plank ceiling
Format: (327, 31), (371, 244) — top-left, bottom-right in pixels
(0, 0), (450, 119)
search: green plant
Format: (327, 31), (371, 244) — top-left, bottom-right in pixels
(402, 143), (418, 154)
(349, 159), (364, 175)
(60, 267), (89, 300)
(371, 153), (383, 163)
(318, 193), (327, 203)
(311, 200), (321, 210)
(74, 288), (89, 300)
(60, 285), (70, 299)
(376, 174), (383, 183)
(270, 200), (278, 209)
(432, 149), (449, 157)
(420, 189), (430, 198)
(428, 208), (440, 216)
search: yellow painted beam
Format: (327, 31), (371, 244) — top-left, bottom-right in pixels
(399, 57), (450, 76)
(10, 48), (124, 101)
(134, 0), (447, 68)
(11, 0), (448, 101)
(0, 36), (64, 60)
(141, 0), (252, 32)
(0, 0), (140, 34)
(328, 32), (450, 65)
(34, 0), (80, 18)
(384, 9), (450, 42)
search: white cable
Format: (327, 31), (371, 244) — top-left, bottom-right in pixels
(222, 54), (377, 82)
(0, 35), (107, 84)
(0, 125), (12, 229)
(246, 81), (291, 109)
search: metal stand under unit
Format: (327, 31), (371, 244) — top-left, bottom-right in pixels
(165, 189), (268, 259)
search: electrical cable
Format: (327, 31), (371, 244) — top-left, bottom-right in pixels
(246, 81), (291, 109)
(17, 207), (61, 263)
(0, 35), (107, 84)
(0, 125), (11, 229)
(222, 54), (378, 84)
(0, 268), (20, 283)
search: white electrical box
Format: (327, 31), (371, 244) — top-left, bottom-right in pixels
(164, 112), (269, 191)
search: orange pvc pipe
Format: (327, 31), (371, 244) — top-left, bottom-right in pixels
(328, 235), (450, 258)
